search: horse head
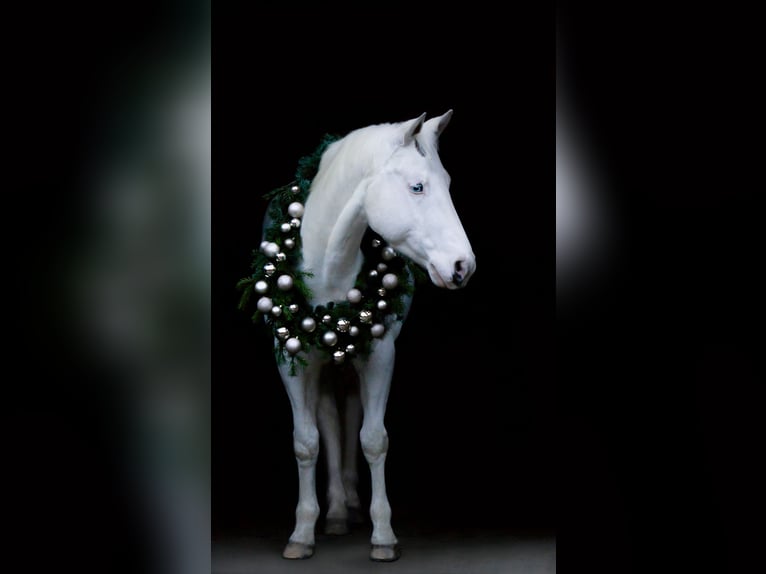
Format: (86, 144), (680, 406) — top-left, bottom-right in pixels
(363, 111), (476, 289)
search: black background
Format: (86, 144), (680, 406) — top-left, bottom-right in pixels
(213, 9), (556, 538)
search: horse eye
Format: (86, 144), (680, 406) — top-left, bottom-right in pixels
(410, 183), (424, 194)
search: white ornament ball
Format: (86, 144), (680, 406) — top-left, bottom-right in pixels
(301, 317), (317, 332)
(284, 238), (296, 249)
(347, 288), (362, 303)
(349, 326), (360, 337)
(290, 185), (300, 194)
(280, 222), (292, 233)
(277, 274), (294, 291)
(254, 280), (269, 294)
(371, 324), (385, 337)
(381, 246), (396, 261)
(285, 337), (302, 355)
(260, 240), (269, 252)
(288, 304), (299, 313)
(322, 331), (338, 347)
(271, 305), (282, 317)
(287, 202), (304, 218)
(377, 300), (388, 311)
(263, 242), (280, 258)
(256, 297), (273, 313)
(382, 273), (399, 289)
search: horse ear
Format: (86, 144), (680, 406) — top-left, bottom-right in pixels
(400, 112), (427, 146)
(423, 109), (453, 140)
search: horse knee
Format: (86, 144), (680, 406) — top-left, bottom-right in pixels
(293, 426), (319, 464)
(360, 426), (388, 462)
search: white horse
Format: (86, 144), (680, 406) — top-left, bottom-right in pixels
(250, 111), (475, 561)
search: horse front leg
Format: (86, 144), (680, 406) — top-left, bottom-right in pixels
(355, 335), (400, 562)
(279, 355), (322, 559)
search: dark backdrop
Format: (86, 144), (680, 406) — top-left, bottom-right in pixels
(213, 10), (556, 542)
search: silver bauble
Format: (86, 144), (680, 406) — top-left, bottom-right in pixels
(284, 238), (296, 249)
(347, 288), (362, 303)
(349, 326), (360, 337)
(290, 218), (301, 229)
(276, 327), (290, 340)
(359, 310), (372, 324)
(371, 323), (386, 337)
(377, 263), (388, 273)
(288, 304), (299, 313)
(382, 273), (399, 289)
(256, 297), (273, 313)
(377, 300), (388, 311)
(381, 246), (396, 261)
(336, 319), (350, 333)
(285, 337), (302, 355)
(371, 238), (381, 248)
(377, 287), (386, 297)
(332, 350), (346, 364)
(322, 314), (332, 325)
(322, 331), (338, 347)
(280, 222), (292, 233)
(368, 269), (378, 279)
(262, 242), (279, 257)
(290, 185), (300, 194)
(287, 202), (304, 218)
(259, 240), (269, 252)
(276, 252), (287, 262)
(254, 280), (269, 294)
(277, 274), (294, 291)
(345, 344), (356, 355)
(301, 317), (317, 332)
(271, 305), (282, 317)
(263, 263), (276, 276)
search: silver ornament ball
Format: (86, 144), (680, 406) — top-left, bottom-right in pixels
(345, 344), (356, 355)
(271, 305), (282, 317)
(382, 273), (399, 289)
(371, 323), (386, 337)
(254, 280), (269, 294)
(276, 326), (290, 340)
(336, 319), (350, 333)
(377, 263), (388, 273)
(287, 202), (304, 218)
(333, 350), (346, 364)
(322, 314), (332, 325)
(262, 242), (279, 258)
(347, 288), (362, 304)
(285, 337), (302, 355)
(263, 263), (276, 276)
(349, 326), (360, 337)
(288, 304), (299, 313)
(377, 300), (388, 311)
(280, 222), (292, 233)
(322, 331), (338, 347)
(290, 185), (300, 194)
(256, 297), (273, 313)
(284, 238), (296, 249)
(381, 246), (396, 261)
(371, 238), (381, 248)
(359, 310), (372, 324)
(276, 252), (287, 262)
(290, 218), (301, 229)
(277, 274), (294, 291)
(301, 317), (317, 332)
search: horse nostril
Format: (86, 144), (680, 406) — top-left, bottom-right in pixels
(452, 260), (465, 286)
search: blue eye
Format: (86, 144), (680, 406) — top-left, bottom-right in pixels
(410, 183), (424, 194)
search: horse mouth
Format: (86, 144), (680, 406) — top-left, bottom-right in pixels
(427, 264), (461, 290)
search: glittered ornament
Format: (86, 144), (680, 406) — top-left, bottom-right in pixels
(377, 288), (386, 297)
(333, 350), (346, 364)
(381, 246), (396, 261)
(301, 317), (317, 332)
(347, 288), (362, 303)
(256, 297), (273, 313)
(276, 327), (290, 340)
(280, 222), (292, 233)
(276, 252), (287, 262)
(254, 280), (269, 294)
(290, 218), (301, 229)
(263, 263), (276, 276)
(277, 275), (294, 291)
(287, 202), (304, 218)
(359, 310), (372, 323)
(285, 337), (302, 355)
(336, 319), (350, 333)
(371, 324), (385, 337)
(322, 331), (338, 346)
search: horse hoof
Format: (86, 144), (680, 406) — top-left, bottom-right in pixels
(347, 506), (366, 525)
(325, 518), (349, 535)
(282, 542), (314, 560)
(370, 544), (401, 562)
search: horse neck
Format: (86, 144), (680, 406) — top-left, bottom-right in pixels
(300, 131), (383, 304)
